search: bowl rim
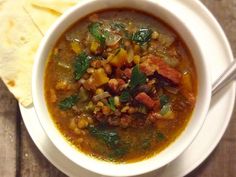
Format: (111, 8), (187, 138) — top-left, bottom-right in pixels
(32, 0), (212, 176)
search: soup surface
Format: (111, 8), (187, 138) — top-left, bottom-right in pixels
(45, 9), (197, 163)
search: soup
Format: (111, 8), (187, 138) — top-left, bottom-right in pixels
(44, 9), (197, 163)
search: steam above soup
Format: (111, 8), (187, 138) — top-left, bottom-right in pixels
(44, 9), (197, 162)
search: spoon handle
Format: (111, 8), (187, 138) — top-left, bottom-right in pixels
(212, 59), (236, 95)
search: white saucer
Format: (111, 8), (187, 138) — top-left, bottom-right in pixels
(19, 0), (235, 176)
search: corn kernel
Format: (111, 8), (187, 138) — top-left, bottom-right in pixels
(128, 107), (136, 114)
(71, 41), (81, 54)
(151, 31), (159, 39)
(87, 67), (95, 74)
(114, 96), (120, 107)
(90, 41), (100, 54)
(95, 88), (104, 95)
(97, 101), (104, 107)
(77, 118), (89, 129)
(134, 44), (140, 53)
(121, 106), (129, 113)
(133, 55), (140, 64)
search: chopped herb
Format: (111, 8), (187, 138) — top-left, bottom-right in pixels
(129, 65), (147, 89)
(160, 104), (171, 116)
(111, 22), (126, 31)
(141, 138), (151, 150)
(109, 146), (128, 159)
(120, 91), (131, 102)
(58, 95), (78, 110)
(74, 52), (91, 80)
(160, 95), (169, 107)
(88, 126), (119, 148)
(88, 22), (106, 44)
(132, 28), (153, 44)
(103, 30), (110, 38)
(156, 131), (166, 142)
(125, 31), (133, 40)
(107, 97), (116, 111)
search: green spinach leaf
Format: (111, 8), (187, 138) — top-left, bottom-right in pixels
(119, 91), (131, 102)
(132, 28), (153, 44)
(156, 131), (166, 142)
(129, 65), (147, 89)
(160, 95), (169, 107)
(88, 22), (106, 44)
(109, 146), (128, 159)
(107, 97), (116, 111)
(160, 104), (171, 116)
(74, 52), (91, 80)
(111, 22), (126, 31)
(88, 126), (119, 148)
(141, 138), (151, 150)
(58, 95), (78, 110)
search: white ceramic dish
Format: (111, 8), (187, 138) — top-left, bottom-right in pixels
(21, 1), (235, 176)
(32, 0), (212, 176)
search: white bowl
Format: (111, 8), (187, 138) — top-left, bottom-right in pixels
(32, 0), (212, 176)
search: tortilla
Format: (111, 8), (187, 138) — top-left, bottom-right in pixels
(23, 0), (60, 35)
(30, 0), (79, 14)
(0, 0), (80, 107)
(23, 0), (80, 34)
(0, 0), (43, 107)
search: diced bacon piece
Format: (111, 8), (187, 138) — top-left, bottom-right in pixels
(135, 92), (157, 109)
(123, 68), (132, 78)
(108, 78), (126, 93)
(115, 68), (132, 80)
(150, 58), (182, 84)
(140, 55), (182, 84)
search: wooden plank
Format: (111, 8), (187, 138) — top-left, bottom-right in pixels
(187, 111), (236, 177)
(187, 1), (236, 176)
(19, 121), (66, 177)
(201, 0), (236, 56)
(0, 80), (18, 177)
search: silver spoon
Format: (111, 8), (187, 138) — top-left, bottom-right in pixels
(212, 59), (236, 95)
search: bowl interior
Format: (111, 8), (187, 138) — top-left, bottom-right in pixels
(32, 0), (212, 176)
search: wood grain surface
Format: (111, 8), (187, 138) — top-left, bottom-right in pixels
(0, 0), (235, 176)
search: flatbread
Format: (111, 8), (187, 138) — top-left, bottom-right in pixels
(0, 0), (80, 107)
(0, 0), (42, 107)
(24, 0), (80, 35)
(30, 0), (79, 14)
(23, 0), (60, 35)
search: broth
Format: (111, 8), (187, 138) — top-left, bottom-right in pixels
(44, 9), (197, 163)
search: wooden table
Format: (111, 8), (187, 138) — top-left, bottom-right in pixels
(0, 0), (235, 176)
